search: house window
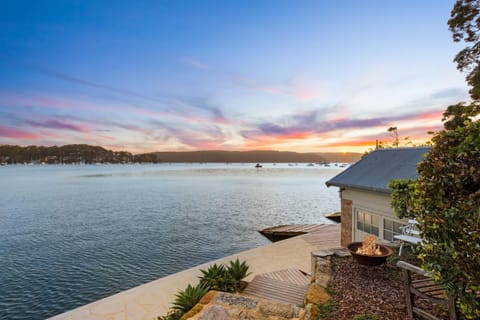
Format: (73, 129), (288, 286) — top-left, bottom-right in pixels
(383, 219), (406, 242)
(356, 210), (379, 236)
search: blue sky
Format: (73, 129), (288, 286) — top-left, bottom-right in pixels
(0, 0), (469, 153)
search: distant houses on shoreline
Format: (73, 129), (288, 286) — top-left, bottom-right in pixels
(0, 144), (362, 165)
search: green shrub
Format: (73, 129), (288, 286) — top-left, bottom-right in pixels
(171, 284), (209, 314)
(199, 263), (238, 293)
(227, 258), (251, 282)
(198, 259), (251, 293)
(315, 299), (337, 319)
(352, 314), (380, 320)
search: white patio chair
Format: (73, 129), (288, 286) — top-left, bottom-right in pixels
(394, 219), (422, 256)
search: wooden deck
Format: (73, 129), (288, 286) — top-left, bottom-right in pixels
(259, 268), (311, 285)
(259, 223), (339, 242)
(242, 269), (310, 305)
(325, 211), (341, 223)
(302, 224), (341, 247)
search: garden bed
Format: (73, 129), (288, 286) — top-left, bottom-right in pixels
(322, 255), (448, 320)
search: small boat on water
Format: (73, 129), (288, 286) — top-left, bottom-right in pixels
(255, 163), (263, 168)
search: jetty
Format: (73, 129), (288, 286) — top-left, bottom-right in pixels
(259, 223), (338, 242)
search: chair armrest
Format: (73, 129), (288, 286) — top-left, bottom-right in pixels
(397, 260), (426, 276)
(394, 234), (423, 245)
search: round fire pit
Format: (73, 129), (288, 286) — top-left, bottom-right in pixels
(347, 242), (393, 266)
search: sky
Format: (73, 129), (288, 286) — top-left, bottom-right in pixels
(0, 0), (471, 154)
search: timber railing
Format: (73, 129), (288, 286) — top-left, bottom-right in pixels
(396, 260), (458, 320)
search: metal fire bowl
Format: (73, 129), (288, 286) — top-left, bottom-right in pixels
(347, 242), (393, 266)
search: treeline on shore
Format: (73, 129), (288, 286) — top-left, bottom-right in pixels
(0, 144), (361, 164)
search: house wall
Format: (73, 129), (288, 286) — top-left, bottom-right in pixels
(340, 188), (405, 244)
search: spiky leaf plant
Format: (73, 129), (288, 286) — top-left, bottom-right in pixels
(171, 284), (209, 314)
(227, 258), (251, 282)
(199, 263), (237, 292)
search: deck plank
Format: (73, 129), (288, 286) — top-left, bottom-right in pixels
(259, 268), (311, 285)
(242, 275), (308, 305)
(260, 224), (340, 246)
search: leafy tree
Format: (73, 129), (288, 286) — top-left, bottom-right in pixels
(387, 126), (399, 147)
(450, 0), (480, 105)
(388, 4), (480, 317)
(389, 179), (416, 219)
(390, 109), (480, 318)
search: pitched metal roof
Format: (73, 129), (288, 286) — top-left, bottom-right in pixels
(326, 147), (430, 194)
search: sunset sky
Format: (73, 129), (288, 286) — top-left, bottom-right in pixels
(0, 0), (470, 154)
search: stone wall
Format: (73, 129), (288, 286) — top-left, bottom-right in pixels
(303, 249), (350, 320)
(183, 291), (303, 320)
(340, 193), (353, 247)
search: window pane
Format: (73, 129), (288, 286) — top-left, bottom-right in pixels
(384, 219), (392, 231)
(372, 226), (379, 236)
(364, 224), (371, 234)
(394, 222), (404, 234)
(357, 212), (364, 223)
(357, 221), (364, 231)
(372, 215), (379, 227)
(384, 230), (393, 241)
(365, 213), (371, 225)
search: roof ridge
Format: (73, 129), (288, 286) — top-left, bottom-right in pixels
(375, 146), (431, 151)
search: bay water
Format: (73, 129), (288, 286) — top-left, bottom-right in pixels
(0, 163), (342, 319)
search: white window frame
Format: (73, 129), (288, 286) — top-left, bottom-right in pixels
(383, 218), (407, 242)
(352, 206), (408, 243)
(353, 208), (380, 241)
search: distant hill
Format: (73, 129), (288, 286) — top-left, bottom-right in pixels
(0, 144), (362, 164)
(316, 152), (362, 163)
(147, 150), (361, 163)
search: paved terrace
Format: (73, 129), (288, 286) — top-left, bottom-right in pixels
(50, 224), (340, 320)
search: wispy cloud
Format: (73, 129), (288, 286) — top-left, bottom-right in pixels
(7, 59), (172, 105)
(236, 107), (445, 152)
(251, 108), (444, 137)
(180, 56), (211, 70)
(0, 125), (41, 140)
(292, 76), (321, 102)
(25, 119), (90, 132)
(429, 87), (467, 100)
(233, 76), (286, 95)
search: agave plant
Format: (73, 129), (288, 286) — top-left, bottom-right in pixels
(227, 258), (251, 282)
(171, 283), (209, 314)
(199, 263), (237, 292)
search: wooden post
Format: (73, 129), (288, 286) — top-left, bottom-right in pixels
(447, 291), (458, 320)
(402, 268), (414, 319)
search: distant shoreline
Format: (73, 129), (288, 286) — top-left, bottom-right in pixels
(0, 161), (352, 166)
(0, 144), (362, 165)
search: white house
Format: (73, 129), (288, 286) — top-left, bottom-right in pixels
(326, 147), (430, 247)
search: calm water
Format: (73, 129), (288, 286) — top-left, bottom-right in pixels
(0, 163), (342, 319)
